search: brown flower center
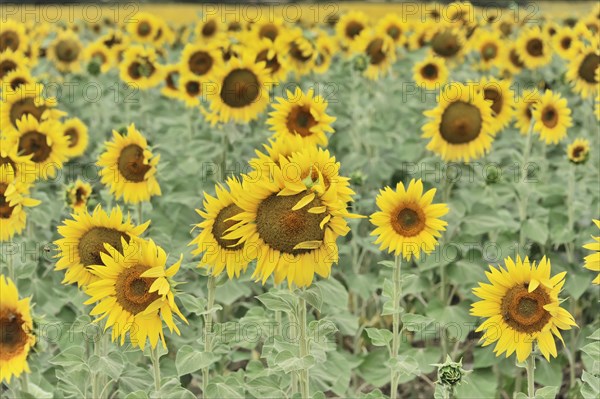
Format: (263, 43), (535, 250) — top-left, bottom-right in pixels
(92, 51), (107, 64)
(560, 37), (572, 50)
(127, 59), (156, 80)
(75, 186), (87, 205)
(78, 227), (129, 267)
(212, 204), (245, 250)
(256, 191), (326, 255)
(65, 128), (79, 148)
(259, 24), (279, 41)
(431, 30), (461, 58)
(366, 38), (386, 65)
(577, 53), (600, 83)
(387, 26), (401, 40)
(10, 77), (27, 91)
(137, 21), (152, 37)
(188, 51), (213, 76)
(571, 146), (585, 160)
(484, 88), (503, 115)
(0, 157), (17, 175)
(0, 309), (28, 360)
(440, 101), (483, 144)
(345, 21), (364, 39)
(421, 63), (438, 80)
(55, 39), (80, 63)
(286, 105), (318, 137)
(482, 43), (498, 61)
(228, 21), (242, 32)
(19, 131), (51, 163)
(115, 264), (160, 315)
(9, 98), (48, 128)
(289, 40), (312, 62)
(391, 205), (426, 237)
(0, 59), (17, 79)
(501, 284), (552, 333)
(185, 81), (201, 97)
(256, 49), (281, 74)
(541, 106), (559, 128)
(509, 49), (525, 68)
(525, 38), (544, 57)
(165, 71), (178, 89)
(117, 144), (151, 182)
(0, 30), (20, 52)
(220, 69), (260, 108)
(0, 183), (14, 219)
(202, 20), (217, 38)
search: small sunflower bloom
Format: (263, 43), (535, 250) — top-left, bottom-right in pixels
(583, 220), (600, 284)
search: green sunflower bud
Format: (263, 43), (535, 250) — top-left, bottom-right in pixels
(87, 61), (101, 76)
(434, 355), (470, 388)
(353, 54), (369, 72)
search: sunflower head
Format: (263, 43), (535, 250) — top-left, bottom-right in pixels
(532, 90), (572, 145)
(370, 179), (448, 260)
(583, 220), (600, 284)
(0, 275), (36, 384)
(62, 117), (89, 159)
(566, 45), (600, 98)
(0, 20), (28, 54)
(472, 256), (576, 362)
(48, 29), (83, 73)
(66, 179), (92, 214)
(0, 164), (41, 241)
(0, 49), (28, 80)
(413, 54), (448, 90)
(567, 138), (590, 164)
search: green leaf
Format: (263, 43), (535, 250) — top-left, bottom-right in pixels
(523, 218), (549, 244)
(273, 350), (315, 373)
(401, 313), (435, 332)
(125, 392), (149, 399)
(256, 290), (297, 313)
(298, 285), (323, 312)
(535, 386), (559, 399)
(175, 345), (220, 377)
(365, 328), (393, 347)
(386, 355), (420, 376)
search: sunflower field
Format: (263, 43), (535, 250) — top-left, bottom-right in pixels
(0, 1), (599, 398)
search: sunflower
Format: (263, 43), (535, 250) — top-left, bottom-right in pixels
(583, 220), (600, 284)
(552, 27), (581, 60)
(0, 140), (36, 184)
(413, 54), (448, 90)
(4, 115), (68, 180)
(0, 20), (28, 54)
(1, 68), (34, 93)
(180, 41), (223, 79)
(370, 178), (447, 260)
(177, 72), (203, 108)
(84, 238), (187, 349)
(0, 165), (40, 242)
(476, 77), (515, 132)
(280, 28), (316, 77)
(566, 44), (600, 98)
(206, 53), (272, 124)
(54, 205), (149, 287)
(61, 117), (88, 159)
(514, 89), (541, 134)
(251, 37), (289, 82)
(532, 90), (572, 145)
(190, 177), (251, 279)
(429, 26), (466, 62)
(503, 44), (525, 76)
(352, 30), (396, 80)
(566, 138), (590, 164)
(65, 179), (92, 214)
(97, 124), (161, 204)
(160, 64), (181, 99)
(223, 165), (355, 288)
(47, 30), (83, 73)
(252, 17), (286, 42)
(0, 275), (35, 383)
(422, 83), (495, 162)
(0, 49), (28, 81)
(336, 11), (370, 51)
(194, 16), (222, 42)
(515, 27), (552, 69)
(376, 14), (406, 47)
(471, 256), (577, 362)
(119, 46), (164, 90)
(313, 32), (337, 75)
(0, 83), (61, 137)
(267, 87), (336, 148)
(83, 41), (114, 74)
(472, 30), (505, 71)
(127, 13), (160, 44)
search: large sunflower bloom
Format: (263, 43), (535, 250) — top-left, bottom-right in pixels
(0, 20), (28, 54)
(84, 238), (187, 349)
(267, 87), (336, 147)
(515, 27), (552, 69)
(532, 90), (572, 145)
(0, 275), (35, 383)
(472, 256), (577, 362)
(413, 54), (448, 90)
(97, 124), (161, 204)
(583, 220), (600, 284)
(47, 29), (83, 73)
(422, 83), (495, 162)
(0, 165), (40, 242)
(190, 177), (251, 279)
(566, 43), (600, 99)
(0, 49), (28, 81)
(54, 205), (149, 287)
(370, 179), (448, 260)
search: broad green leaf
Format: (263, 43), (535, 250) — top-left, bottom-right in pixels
(175, 345), (220, 376)
(365, 328), (393, 347)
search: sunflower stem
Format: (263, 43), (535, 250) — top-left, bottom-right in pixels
(6, 242), (14, 282)
(19, 373), (29, 394)
(220, 126), (229, 182)
(390, 255), (402, 399)
(518, 118), (535, 251)
(202, 275), (217, 397)
(297, 294), (310, 398)
(137, 202), (143, 225)
(566, 163), (576, 263)
(525, 354), (536, 399)
(150, 345), (161, 393)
